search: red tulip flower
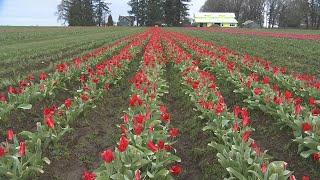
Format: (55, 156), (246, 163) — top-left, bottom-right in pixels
(262, 76), (269, 84)
(101, 149), (114, 163)
(312, 108), (320, 116)
(301, 122), (312, 133)
(313, 152), (320, 161)
(0, 147), (6, 157)
(130, 94), (143, 107)
(82, 171), (96, 180)
(0, 94), (7, 102)
(45, 116), (55, 129)
(158, 140), (165, 150)
(134, 124), (143, 135)
(261, 163), (267, 174)
(135, 169), (141, 180)
(169, 128), (180, 138)
(253, 88), (263, 96)
(19, 141), (26, 156)
(302, 176), (310, 180)
(309, 97), (316, 106)
(64, 98), (72, 109)
(39, 72), (47, 81)
(118, 136), (129, 152)
(147, 140), (158, 153)
(285, 91), (293, 102)
(123, 114), (129, 123)
(170, 165), (182, 175)
(81, 94), (89, 102)
(7, 129), (14, 141)
(161, 113), (171, 122)
(242, 131), (251, 142)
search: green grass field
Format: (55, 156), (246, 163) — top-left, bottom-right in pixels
(0, 26), (144, 87)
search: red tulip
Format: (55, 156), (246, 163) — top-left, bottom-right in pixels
(302, 175), (310, 180)
(301, 122), (312, 133)
(262, 76), (269, 84)
(312, 108), (320, 116)
(39, 72), (47, 81)
(147, 140), (158, 152)
(261, 163), (267, 174)
(158, 140), (165, 150)
(130, 94), (143, 107)
(192, 81), (200, 90)
(81, 94), (89, 102)
(134, 114), (145, 124)
(295, 104), (302, 116)
(170, 165), (182, 175)
(242, 131), (251, 142)
(8, 86), (17, 94)
(7, 129), (14, 141)
(27, 74), (35, 81)
(123, 114), (129, 123)
(135, 169), (141, 180)
(0, 147), (6, 157)
(134, 124), (143, 135)
(313, 152), (320, 161)
(104, 83), (110, 91)
(19, 141), (26, 156)
(82, 171), (96, 180)
(45, 116), (55, 129)
(290, 175), (296, 180)
(170, 128), (180, 137)
(253, 88), (263, 95)
(161, 113), (171, 122)
(74, 58), (82, 68)
(0, 94), (7, 102)
(56, 63), (68, 73)
(233, 121), (240, 132)
(101, 149), (114, 163)
(64, 98), (72, 109)
(80, 75), (87, 83)
(285, 91), (293, 102)
(309, 97), (316, 106)
(118, 136), (129, 152)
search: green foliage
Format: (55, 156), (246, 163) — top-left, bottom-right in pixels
(128, 0), (190, 26)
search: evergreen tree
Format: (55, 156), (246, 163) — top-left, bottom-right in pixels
(107, 14), (114, 26)
(93, 0), (110, 26)
(128, 0), (190, 26)
(57, 0), (110, 26)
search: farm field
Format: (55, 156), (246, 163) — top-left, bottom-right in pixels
(0, 26), (144, 88)
(0, 27), (319, 180)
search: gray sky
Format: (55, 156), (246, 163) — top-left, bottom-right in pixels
(0, 0), (205, 26)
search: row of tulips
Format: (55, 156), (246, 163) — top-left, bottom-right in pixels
(189, 27), (320, 41)
(161, 30), (298, 179)
(0, 31), (141, 121)
(83, 29), (182, 180)
(167, 31), (320, 164)
(169, 31), (320, 102)
(0, 31), (151, 179)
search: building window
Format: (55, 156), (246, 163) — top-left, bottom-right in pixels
(230, 24), (235, 27)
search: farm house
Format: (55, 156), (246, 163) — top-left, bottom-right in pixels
(194, 12), (238, 27)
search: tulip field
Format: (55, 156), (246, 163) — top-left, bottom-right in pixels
(0, 27), (319, 180)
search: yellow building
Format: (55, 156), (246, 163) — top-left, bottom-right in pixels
(194, 12), (238, 27)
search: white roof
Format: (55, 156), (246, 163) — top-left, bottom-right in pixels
(194, 12), (236, 18)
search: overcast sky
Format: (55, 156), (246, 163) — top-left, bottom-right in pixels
(0, 0), (205, 26)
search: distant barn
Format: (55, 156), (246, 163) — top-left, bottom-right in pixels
(118, 16), (135, 26)
(194, 12), (238, 28)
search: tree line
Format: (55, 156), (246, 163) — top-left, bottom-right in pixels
(127, 0), (190, 26)
(201, 0), (320, 28)
(57, 0), (113, 26)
